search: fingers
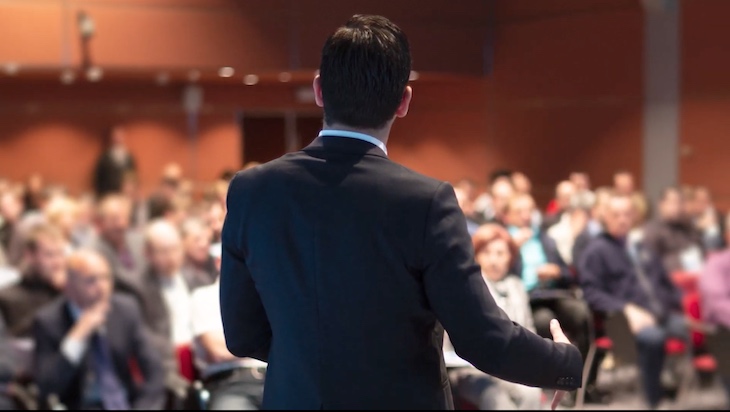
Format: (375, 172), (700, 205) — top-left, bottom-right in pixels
(551, 390), (565, 410)
(550, 319), (570, 344)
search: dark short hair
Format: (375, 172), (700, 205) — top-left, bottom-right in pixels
(319, 14), (411, 129)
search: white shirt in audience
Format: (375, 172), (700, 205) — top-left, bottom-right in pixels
(191, 279), (264, 378)
(160, 273), (193, 345)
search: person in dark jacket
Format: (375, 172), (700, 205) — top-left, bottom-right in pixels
(578, 192), (687, 409)
(0, 224), (67, 338)
(505, 193), (591, 374)
(32, 249), (165, 410)
(93, 126), (137, 198)
(220, 14), (582, 410)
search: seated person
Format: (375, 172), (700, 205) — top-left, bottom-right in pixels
(191, 243), (266, 410)
(134, 220), (195, 386)
(0, 316), (17, 410)
(699, 212), (730, 402)
(448, 224), (542, 410)
(32, 249), (165, 410)
(505, 193), (591, 366)
(643, 187), (705, 274)
(180, 217), (218, 290)
(0, 224), (67, 338)
(578, 192), (687, 409)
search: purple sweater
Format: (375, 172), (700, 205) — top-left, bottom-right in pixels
(700, 249), (730, 329)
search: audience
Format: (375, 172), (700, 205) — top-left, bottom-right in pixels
(578, 192), (688, 409)
(180, 217), (218, 290)
(691, 186), (726, 252)
(191, 243), (266, 410)
(699, 213), (730, 401)
(134, 219), (195, 389)
(505, 193), (591, 381)
(32, 249), (165, 409)
(448, 224), (542, 410)
(0, 316), (16, 409)
(92, 195), (146, 296)
(0, 188), (25, 267)
(93, 126), (138, 199)
(643, 187), (705, 274)
(0, 224), (67, 338)
(1, 158), (729, 410)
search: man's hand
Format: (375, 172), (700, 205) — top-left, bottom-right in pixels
(68, 301), (109, 341)
(623, 303), (656, 335)
(537, 263), (561, 281)
(550, 319), (571, 410)
(512, 228), (534, 247)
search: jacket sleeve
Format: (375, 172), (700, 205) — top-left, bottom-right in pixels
(576, 247), (625, 314)
(125, 298), (166, 410)
(32, 316), (84, 406)
(219, 173), (272, 362)
(420, 183), (583, 390)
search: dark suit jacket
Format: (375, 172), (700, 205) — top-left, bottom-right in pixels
(93, 150), (136, 198)
(0, 274), (60, 338)
(92, 233), (146, 298)
(125, 268), (178, 374)
(32, 294), (165, 410)
(220, 136), (583, 410)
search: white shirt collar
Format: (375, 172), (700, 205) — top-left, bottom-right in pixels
(318, 129), (388, 155)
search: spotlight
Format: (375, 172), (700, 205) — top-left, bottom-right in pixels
(218, 67), (235, 78)
(4, 62), (20, 76)
(60, 69), (76, 85)
(278, 72), (292, 83)
(156, 71), (170, 86)
(243, 74), (259, 86)
(86, 66), (103, 82)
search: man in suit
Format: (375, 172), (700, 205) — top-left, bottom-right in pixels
(0, 223), (67, 338)
(91, 194), (146, 297)
(220, 14), (582, 410)
(32, 248), (165, 410)
(93, 126), (137, 199)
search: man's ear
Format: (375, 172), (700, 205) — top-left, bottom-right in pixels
(313, 75), (324, 108)
(395, 86), (412, 118)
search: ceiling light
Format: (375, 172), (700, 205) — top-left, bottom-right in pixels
(243, 74), (259, 86)
(278, 72), (292, 82)
(86, 66), (103, 82)
(218, 67), (235, 78)
(60, 69), (76, 85)
(156, 71), (170, 86)
(4, 62), (20, 76)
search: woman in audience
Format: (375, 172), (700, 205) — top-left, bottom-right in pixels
(448, 223), (542, 410)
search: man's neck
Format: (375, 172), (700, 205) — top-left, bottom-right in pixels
(323, 123), (391, 146)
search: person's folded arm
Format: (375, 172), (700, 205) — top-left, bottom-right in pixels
(420, 183), (583, 390)
(220, 173), (272, 362)
(576, 250), (626, 315)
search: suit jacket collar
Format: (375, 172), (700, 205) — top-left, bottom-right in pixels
(303, 136), (388, 159)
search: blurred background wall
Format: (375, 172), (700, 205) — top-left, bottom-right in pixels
(0, 0), (728, 207)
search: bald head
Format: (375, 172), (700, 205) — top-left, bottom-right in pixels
(555, 180), (576, 210)
(66, 249), (113, 309)
(97, 195), (131, 247)
(145, 219), (184, 277)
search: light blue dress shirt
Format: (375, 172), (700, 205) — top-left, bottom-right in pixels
(318, 130), (388, 155)
(508, 225), (548, 292)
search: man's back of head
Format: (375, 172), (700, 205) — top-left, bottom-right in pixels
(318, 14), (411, 130)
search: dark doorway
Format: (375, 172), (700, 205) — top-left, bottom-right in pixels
(241, 116), (287, 165)
(240, 113), (323, 165)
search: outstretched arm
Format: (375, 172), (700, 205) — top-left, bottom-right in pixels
(421, 183), (583, 391)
